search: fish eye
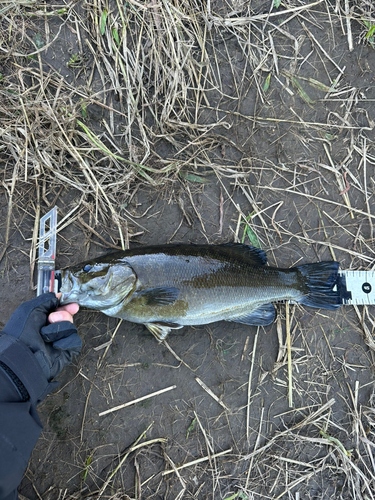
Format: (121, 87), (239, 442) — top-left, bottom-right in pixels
(83, 264), (93, 272)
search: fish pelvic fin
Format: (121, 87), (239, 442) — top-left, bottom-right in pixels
(145, 322), (183, 342)
(227, 303), (275, 326)
(296, 261), (341, 310)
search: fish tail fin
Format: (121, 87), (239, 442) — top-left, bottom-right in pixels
(296, 261), (341, 310)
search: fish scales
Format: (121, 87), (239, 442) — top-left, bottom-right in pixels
(60, 244), (341, 342)
(119, 251), (301, 324)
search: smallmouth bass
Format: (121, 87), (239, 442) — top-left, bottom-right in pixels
(59, 244), (341, 341)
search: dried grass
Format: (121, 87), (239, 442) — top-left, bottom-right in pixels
(1, 0), (375, 499)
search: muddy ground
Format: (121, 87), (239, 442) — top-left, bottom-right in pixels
(1, 0), (375, 499)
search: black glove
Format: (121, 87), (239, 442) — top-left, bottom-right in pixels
(1, 293), (82, 382)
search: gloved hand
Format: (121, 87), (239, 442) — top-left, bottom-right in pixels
(1, 293), (81, 382)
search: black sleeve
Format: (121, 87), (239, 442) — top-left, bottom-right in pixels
(0, 399), (43, 500)
(0, 333), (55, 500)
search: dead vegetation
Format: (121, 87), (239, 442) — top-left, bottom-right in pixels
(1, 0), (375, 499)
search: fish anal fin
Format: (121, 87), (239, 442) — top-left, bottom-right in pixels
(228, 303), (275, 326)
(221, 244), (267, 266)
(145, 322), (183, 342)
(138, 287), (179, 306)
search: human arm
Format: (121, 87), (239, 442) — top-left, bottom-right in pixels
(0, 294), (80, 499)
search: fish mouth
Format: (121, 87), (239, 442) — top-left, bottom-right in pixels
(61, 290), (73, 303)
(59, 271), (79, 304)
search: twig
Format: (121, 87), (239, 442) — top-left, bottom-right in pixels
(218, 188), (224, 235)
(217, 0), (324, 25)
(0, 163), (19, 265)
(301, 22), (345, 76)
(242, 399), (336, 460)
(163, 452), (186, 499)
(245, 406), (264, 490)
(162, 448), (232, 476)
(99, 385), (177, 416)
(363, 137), (373, 241)
(97, 319), (123, 369)
(205, 105), (372, 130)
(241, 335), (250, 362)
(246, 330), (258, 442)
(162, 339), (193, 370)
(195, 377), (231, 412)
(78, 217), (124, 250)
(323, 143), (353, 219)
(344, 0), (353, 51)
(98, 423), (161, 497)
(260, 186), (375, 222)
(29, 196), (40, 289)
(286, 302), (293, 408)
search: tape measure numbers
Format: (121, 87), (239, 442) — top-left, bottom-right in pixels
(336, 270), (375, 305)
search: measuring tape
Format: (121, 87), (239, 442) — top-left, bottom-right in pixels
(37, 207), (375, 306)
(336, 270), (375, 305)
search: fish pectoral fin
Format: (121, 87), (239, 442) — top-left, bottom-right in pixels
(145, 322), (182, 342)
(138, 287), (180, 306)
(228, 303), (275, 326)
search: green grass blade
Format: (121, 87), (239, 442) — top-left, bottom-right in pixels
(100, 10), (108, 35)
(241, 213), (261, 248)
(290, 76), (314, 105)
(186, 417), (197, 439)
(112, 28), (120, 46)
(263, 73), (271, 92)
(179, 172), (210, 183)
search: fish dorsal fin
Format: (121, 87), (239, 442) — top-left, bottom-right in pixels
(138, 287), (180, 306)
(227, 303), (275, 326)
(222, 244), (267, 266)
